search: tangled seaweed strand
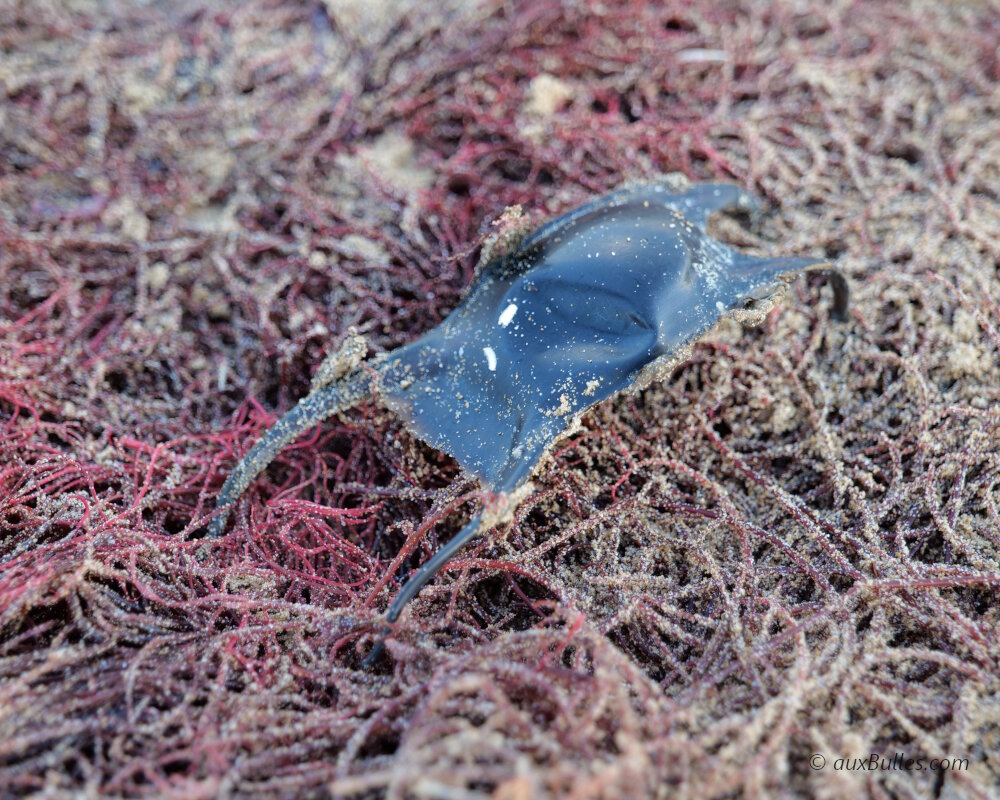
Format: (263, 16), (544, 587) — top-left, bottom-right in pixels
(2, 0), (1000, 797)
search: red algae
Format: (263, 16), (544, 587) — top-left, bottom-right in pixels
(2, 1), (1000, 797)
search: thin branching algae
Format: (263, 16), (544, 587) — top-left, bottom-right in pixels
(207, 180), (847, 663)
(8, 3), (1000, 793)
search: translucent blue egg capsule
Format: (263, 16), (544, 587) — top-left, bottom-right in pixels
(206, 180), (848, 664)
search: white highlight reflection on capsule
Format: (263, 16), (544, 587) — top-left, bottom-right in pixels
(483, 346), (497, 371)
(498, 303), (518, 327)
